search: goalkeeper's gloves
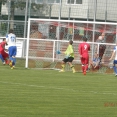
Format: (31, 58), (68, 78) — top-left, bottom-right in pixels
(56, 50), (61, 54)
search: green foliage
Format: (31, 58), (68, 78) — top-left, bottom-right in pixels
(14, 1), (26, 10)
(0, 0), (46, 11)
(1, 22), (5, 29)
(0, 22), (7, 35)
(0, 0), (7, 5)
(31, 3), (44, 11)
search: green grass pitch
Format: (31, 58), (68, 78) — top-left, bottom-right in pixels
(0, 66), (117, 117)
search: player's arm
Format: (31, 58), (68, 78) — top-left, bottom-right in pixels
(94, 44), (98, 54)
(109, 47), (116, 62)
(109, 51), (115, 61)
(64, 50), (67, 55)
(1, 43), (4, 49)
(64, 45), (72, 55)
(109, 46), (116, 61)
(68, 45), (74, 55)
(94, 60), (100, 68)
(88, 44), (90, 51)
(14, 35), (16, 42)
(78, 44), (82, 57)
(6, 34), (9, 43)
(1, 42), (6, 50)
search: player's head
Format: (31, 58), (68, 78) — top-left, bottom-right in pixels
(83, 37), (88, 42)
(101, 33), (105, 36)
(98, 36), (102, 40)
(94, 53), (99, 58)
(3, 38), (6, 41)
(9, 29), (14, 33)
(3, 38), (7, 45)
(101, 33), (105, 39)
(69, 40), (73, 45)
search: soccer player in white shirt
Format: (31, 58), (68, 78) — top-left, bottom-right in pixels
(6, 29), (17, 69)
(109, 43), (117, 76)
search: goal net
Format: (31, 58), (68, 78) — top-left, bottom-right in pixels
(26, 18), (117, 73)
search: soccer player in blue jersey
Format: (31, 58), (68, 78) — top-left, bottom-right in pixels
(88, 53), (100, 70)
(6, 29), (17, 69)
(109, 43), (117, 76)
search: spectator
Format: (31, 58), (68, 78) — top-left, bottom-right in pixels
(88, 53), (100, 70)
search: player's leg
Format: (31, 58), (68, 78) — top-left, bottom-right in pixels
(11, 46), (17, 69)
(59, 58), (67, 72)
(80, 57), (85, 73)
(81, 57), (88, 75)
(0, 54), (5, 64)
(8, 46), (13, 67)
(8, 46), (16, 69)
(2, 51), (9, 65)
(88, 60), (93, 70)
(113, 60), (117, 76)
(91, 63), (96, 70)
(83, 57), (89, 75)
(68, 57), (76, 73)
(99, 47), (105, 61)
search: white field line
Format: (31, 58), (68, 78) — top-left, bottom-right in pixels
(0, 81), (117, 96)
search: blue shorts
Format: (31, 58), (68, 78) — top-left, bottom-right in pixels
(113, 60), (117, 65)
(8, 46), (17, 57)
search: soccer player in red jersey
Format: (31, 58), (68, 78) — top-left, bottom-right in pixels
(79, 37), (90, 75)
(0, 38), (9, 65)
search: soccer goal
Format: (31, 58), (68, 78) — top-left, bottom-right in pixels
(25, 18), (117, 72)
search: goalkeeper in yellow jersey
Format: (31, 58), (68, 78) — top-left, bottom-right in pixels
(58, 40), (76, 73)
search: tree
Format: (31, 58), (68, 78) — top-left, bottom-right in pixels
(0, 0), (48, 29)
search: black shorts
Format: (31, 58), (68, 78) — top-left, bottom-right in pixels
(62, 57), (74, 63)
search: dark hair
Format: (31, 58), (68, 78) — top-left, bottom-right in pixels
(83, 37), (88, 42)
(69, 40), (73, 45)
(9, 29), (13, 33)
(2, 38), (7, 45)
(3, 38), (6, 41)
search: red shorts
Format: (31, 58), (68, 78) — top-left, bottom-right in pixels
(81, 54), (89, 65)
(1, 51), (9, 60)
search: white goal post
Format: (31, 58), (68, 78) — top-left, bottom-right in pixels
(25, 18), (117, 72)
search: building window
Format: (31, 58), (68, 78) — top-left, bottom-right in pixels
(67, 0), (82, 4)
(35, 0), (43, 4)
(35, 0), (60, 4)
(48, 0), (60, 3)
